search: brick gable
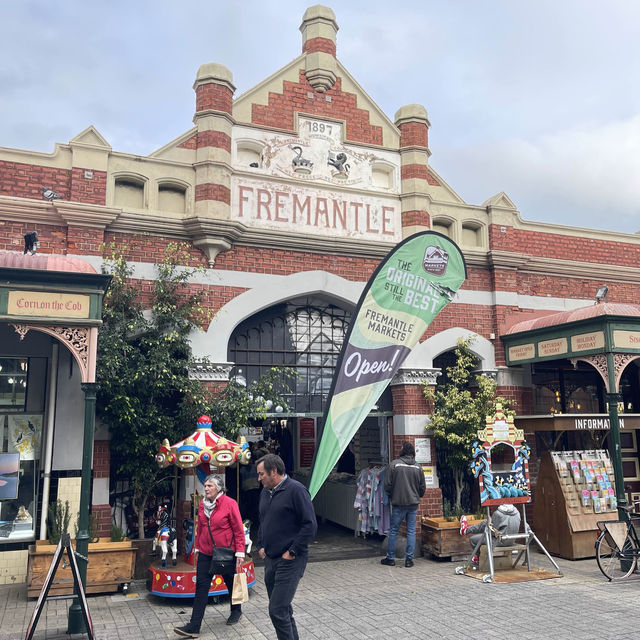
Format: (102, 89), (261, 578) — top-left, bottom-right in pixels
(251, 71), (383, 146)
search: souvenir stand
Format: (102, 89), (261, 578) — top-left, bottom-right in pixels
(532, 450), (619, 559)
(148, 415), (256, 598)
(455, 404), (561, 582)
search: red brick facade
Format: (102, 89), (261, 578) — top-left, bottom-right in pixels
(251, 72), (383, 145)
(195, 83), (233, 114)
(93, 439), (111, 537)
(0, 160), (70, 200)
(401, 210), (431, 228)
(398, 121), (429, 149)
(196, 130), (232, 152)
(401, 164), (430, 181)
(66, 225), (104, 255)
(70, 168), (107, 205)
(302, 37), (336, 56)
(194, 183), (231, 203)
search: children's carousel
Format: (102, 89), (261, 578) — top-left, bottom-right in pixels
(148, 415), (256, 598)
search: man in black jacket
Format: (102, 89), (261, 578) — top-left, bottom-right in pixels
(257, 454), (317, 640)
(381, 441), (426, 568)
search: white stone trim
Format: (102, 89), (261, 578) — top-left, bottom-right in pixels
(70, 255), (597, 313)
(393, 414), (430, 436)
(190, 270), (362, 361)
(390, 367), (441, 386)
(92, 477), (109, 505)
(188, 361), (233, 381)
(402, 328), (496, 370)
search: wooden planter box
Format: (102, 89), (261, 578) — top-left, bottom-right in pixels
(27, 539), (135, 598)
(421, 516), (484, 560)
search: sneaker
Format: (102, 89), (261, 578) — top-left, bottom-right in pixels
(226, 609), (242, 625)
(174, 623), (200, 638)
(380, 557), (395, 566)
(405, 558), (414, 568)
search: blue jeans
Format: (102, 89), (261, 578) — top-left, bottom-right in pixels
(386, 506), (417, 560)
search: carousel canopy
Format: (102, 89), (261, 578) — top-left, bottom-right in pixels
(156, 415), (251, 482)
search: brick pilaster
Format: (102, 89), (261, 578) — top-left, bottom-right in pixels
(92, 439), (111, 538)
(300, 5), (338, 92)
(395, 104), (432, 238)
(191, 62), (235, 265)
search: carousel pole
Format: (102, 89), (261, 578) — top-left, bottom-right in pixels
(236, 462), (241, 508)
(173, 465), (178, 528)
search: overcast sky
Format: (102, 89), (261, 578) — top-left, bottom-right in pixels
(2, 1), (639, 234)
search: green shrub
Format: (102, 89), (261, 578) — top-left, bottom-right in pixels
(110, 524), (125, 542)
(74, 512), (99, 542)
(47, 500), (71, 545)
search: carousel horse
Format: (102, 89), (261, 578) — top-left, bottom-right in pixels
(183, 517), (195, 563)
(152, 505), (178, 567)
(243, 519), (253, 555)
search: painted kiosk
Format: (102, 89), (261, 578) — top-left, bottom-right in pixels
(148, 415), (256, 598)
(455, 404), (561, 582)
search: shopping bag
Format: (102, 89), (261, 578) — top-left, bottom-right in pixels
(232, 572), (249, 604)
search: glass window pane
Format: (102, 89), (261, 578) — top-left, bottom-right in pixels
(228, 298), (351, 412)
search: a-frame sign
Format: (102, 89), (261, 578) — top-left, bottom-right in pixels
(25, 533), (94, 640)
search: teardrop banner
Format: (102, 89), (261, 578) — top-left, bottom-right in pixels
(308, 231), (467, 498)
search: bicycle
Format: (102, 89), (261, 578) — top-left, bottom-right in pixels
(595, 501), (640, 580)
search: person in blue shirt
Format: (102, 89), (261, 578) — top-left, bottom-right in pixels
(256, 454), (317, 640)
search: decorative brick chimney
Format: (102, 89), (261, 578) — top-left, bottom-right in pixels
(395, 104), (432, 236)
(190, 63), (235, 265)
(300, 5), (338, 93)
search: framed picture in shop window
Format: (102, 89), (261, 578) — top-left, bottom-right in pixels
(0, 453), (20, 500)
(620, 430), (637, 453)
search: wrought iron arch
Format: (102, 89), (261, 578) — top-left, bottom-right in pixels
(228, 297), (351, 413)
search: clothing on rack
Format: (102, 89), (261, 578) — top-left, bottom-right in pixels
(353, 467), (390, 536)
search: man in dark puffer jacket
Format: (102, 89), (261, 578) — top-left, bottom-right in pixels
(381, 441), (426, 568)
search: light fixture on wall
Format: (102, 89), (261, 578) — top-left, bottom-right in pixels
(595, 285), (608, 304)
(23, 231), (39, 255)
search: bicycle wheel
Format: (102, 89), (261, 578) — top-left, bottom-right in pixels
(595, 529), (638, 580)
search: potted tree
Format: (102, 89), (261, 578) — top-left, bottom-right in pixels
(421, 337), (513, 559)
(421, 501), (484, 559)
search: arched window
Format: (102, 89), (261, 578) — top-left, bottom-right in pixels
(229, 297), (351, 413)
(432, 217), (453, 239)
(158, 182), (187, 213)
(114, 176), (146, 209)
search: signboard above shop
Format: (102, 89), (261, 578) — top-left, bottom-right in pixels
(502, 304), (640, 366)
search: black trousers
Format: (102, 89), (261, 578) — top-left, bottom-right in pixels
(189, 552), (239, 630)
(264, 554), (307, 640)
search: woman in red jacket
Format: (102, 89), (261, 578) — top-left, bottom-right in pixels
(174, 474), (245, 638)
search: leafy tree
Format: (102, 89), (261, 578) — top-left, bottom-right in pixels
(208, 368), (297, 439)
(423, 337), (514, 512)
(97, 242), (297, 536)
(97, 242), (211, 537)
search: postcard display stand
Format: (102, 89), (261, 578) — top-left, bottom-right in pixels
(456, 404), (561, 582)
(533, 450), (619, 559)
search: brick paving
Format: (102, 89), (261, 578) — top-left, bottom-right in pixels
(1, 552), (638, 640)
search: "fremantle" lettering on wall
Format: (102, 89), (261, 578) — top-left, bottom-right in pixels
(232, 180), (400, 241)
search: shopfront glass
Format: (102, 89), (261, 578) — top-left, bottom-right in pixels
(0, 357), (44, 543)
(532, 359), (640, 415)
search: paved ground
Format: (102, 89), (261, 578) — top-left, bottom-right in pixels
(2, 551), (639, 640)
